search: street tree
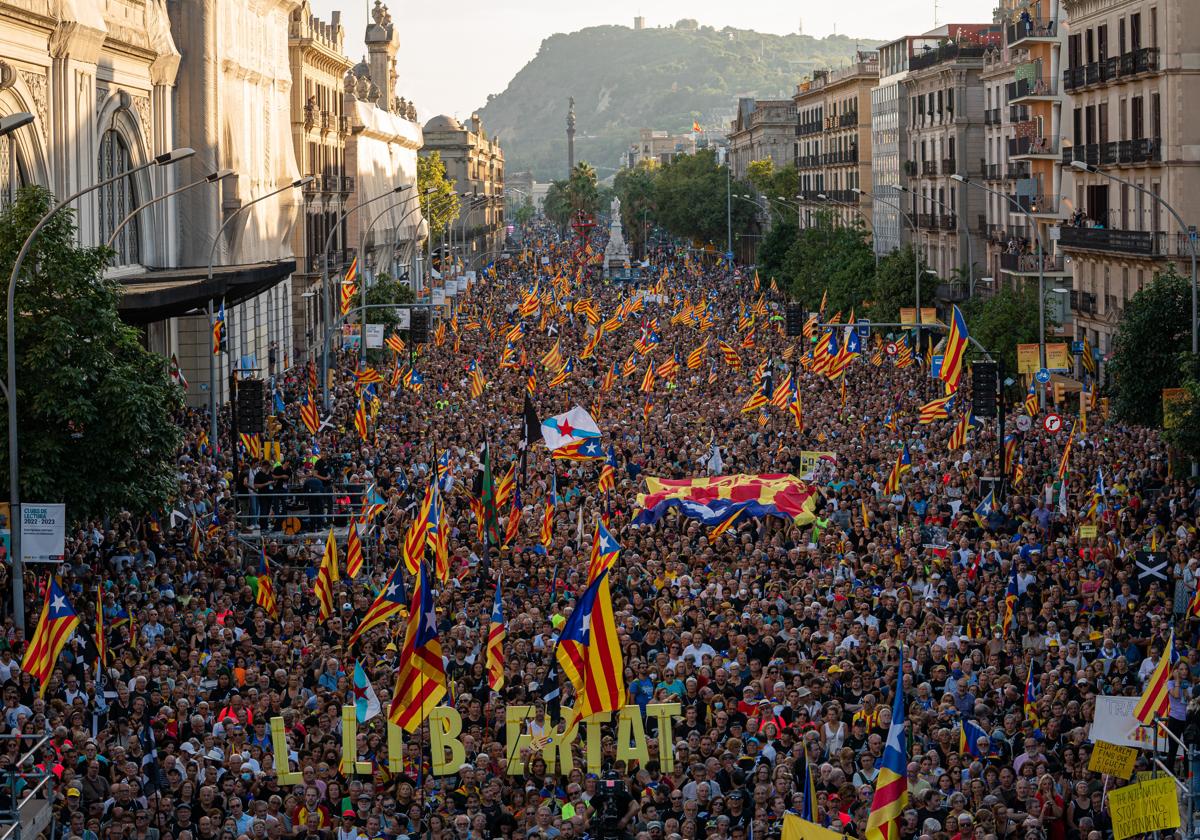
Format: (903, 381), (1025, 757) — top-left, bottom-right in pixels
(961, 285), (1044, 374)
(0, 187), (183, 519)
(781, 213), (874, 312)
(652, 149), (755, 246)
(868, 246), (923, 322)
(1107, 266), (1193, 426)
(417, 151), (460, 240)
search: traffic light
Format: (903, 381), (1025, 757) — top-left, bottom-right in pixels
(411, 309), (430, 344)
(235, 378), (265, 435)
(971, 361), (998, 418)
(785, 303), (806, 338)
(1052, 381), (1067, 406)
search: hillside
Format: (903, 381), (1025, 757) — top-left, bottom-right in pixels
(476, 22), (882, 181)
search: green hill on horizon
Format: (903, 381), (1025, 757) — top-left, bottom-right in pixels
(476, 21), (882, 181)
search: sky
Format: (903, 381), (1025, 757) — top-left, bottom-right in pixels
(309, 0), (996, 121)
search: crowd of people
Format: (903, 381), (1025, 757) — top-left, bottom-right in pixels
(1, 220), (1199, 840)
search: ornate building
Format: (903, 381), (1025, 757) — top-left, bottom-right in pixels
(166, 0), (302, 405)
(0, 0), (180, 270)
(727, 99), (795, 181)
(421, 113), (505, 273)
(288, 2), (355, 355)
(342, 1), (424, 300)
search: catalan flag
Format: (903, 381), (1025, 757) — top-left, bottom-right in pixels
(503, 485), (523, 549)
(551, 437), (606, 461)
(1082, 336), (1096, 375)
(348, 558), (407, 646)
(346, 518), (364, 578)
(340, 258), (359, 315)
(598, 444), (617, 494)
(555, 523), (625, 741)
(718, 340), (741, 369)
(1024, 662), (1043, 733)
(864, 653), (908, 840)
(22, 579), (81, 697)
(486, 577), (506, 692)
(1056, 421), (1076, 479)
(947, 413), (973, 450)
(973, 490), (996, 528)
(540, 472), (557, 552)
(918, 393), (954, 424)
(300, 390), (321, 435)
(255, 547), (279, 619)
(1186, 583), (1200, 620)
(960, 718), (991, 757)
(211, 302), (226, 355)
(468, 359), (487, 399)
(386, 333), (405, 354)
(388, 560), (447, 733)
(1002, 562), (1019, 637)
(883, 444), (912, 495)
(1132, 629), (1174, 726)
(1024, 384), (1039, 417)
(313, 527), (339, 621)
(354, 394), (369, 441)
(940, 304), (969, 390)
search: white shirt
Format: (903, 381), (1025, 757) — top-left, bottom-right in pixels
(682, 642), (716, 666)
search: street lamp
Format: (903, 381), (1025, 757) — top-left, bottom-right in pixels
(206, 176), (313, 447)
(320, 184), (410, 409)
(106, 169), (234, 248)
(1069, 159), (1198, 355)
(892, 183), (974, 296)
(6, 144), (195, 632)
(0, 113), (34, 137)
(952, 173), (1048, 404)
(854, 187), (924, 336)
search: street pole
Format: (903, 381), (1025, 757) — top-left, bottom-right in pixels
(207, 177), (312, 448)
(854, 188), (920, 341)
(894, 183), (973, 296)
(6, 143), (194, 632)
(320, 184), (409, 409)
(725, 156), (732, 266)
(953, 174), (1047, 406)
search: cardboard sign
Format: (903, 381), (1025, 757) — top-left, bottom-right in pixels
(1017, 344), (1041, 375)
(919, 307), (940, 326)
(1046, 342), (1071, 370)
(899, 307), (917, 325)
(1078, 524), (1098, 539)
(1090, 696), (1153, 749)
(1087, 740), (1136, 779)
(1107, 776), (1179, 840)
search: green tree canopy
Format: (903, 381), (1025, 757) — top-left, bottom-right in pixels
(0, 187), (183, 519)
(418, 151), (460, 241)
(613, 161), (658, 257)
(868, 246), (923, 322)
(960, 284), (1045, 374)
(567, 162), (601, 219)
(1107, 266), (1193, 426)
(781, 214), (874, 313)
(652, 149), (756, 246)
(543, 179), (571, 229)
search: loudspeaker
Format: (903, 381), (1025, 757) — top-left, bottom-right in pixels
(411, 309), (430, 344)
(785, 302), (806, 338)
(971, 361), (998, 418)
(235, 378), (265, 434)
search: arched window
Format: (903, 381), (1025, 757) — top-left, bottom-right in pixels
(98, 129), (140, 266)
(0, 133), (29, 207)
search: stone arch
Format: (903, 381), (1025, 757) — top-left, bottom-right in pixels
(0, 62), (52, 194)
(94, 93), (160, 265)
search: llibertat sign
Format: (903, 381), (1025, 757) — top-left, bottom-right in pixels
(270, 703), (682, 780)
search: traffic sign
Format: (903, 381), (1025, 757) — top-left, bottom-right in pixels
(885, 342), (898, 357)
(856, 318), (871, 338)
(1070, 341), (1084, 355)
(1035, 368), (1051, 384)
(1043, 413), (1063, 434)
(1016, 415), (1032, 432)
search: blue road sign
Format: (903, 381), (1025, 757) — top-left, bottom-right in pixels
(1035, 368), (1051, 384)
(1070, 341), (1084, 354)
(857, 318), (871, 338)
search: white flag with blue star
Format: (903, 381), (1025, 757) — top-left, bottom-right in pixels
(352, 660), (381, 723)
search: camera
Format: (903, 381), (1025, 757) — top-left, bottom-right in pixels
(591, 778), (626, 840)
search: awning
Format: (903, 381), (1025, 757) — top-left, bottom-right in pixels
(118, 261), (296, 324)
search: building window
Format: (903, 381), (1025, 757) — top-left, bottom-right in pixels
(98, 129), (140, 266)
(1, 135), (29, 208)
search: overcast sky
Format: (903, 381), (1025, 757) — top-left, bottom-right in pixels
(309, 0), (996, 121)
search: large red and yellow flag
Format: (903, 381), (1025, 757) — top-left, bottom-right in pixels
(22, 579), (81, 697)
(313, 527), (339, 621)
(389, 561), (447, 732)
(1132, 630), (1173, 725)
(634, 474), (818, 527)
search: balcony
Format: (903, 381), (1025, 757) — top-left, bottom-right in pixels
(936, 282), (970, 303)
(909, 42), (988, 72)
(797, 121), (823, 137)
(821, 148), (859, 165)
(301, 175), (318, 195)
(938, 213), (958, 231)
(984, 108), (1001, 126)
(823, 190), (860, 203)
(1000, 252), (1069, 275)
(338, 115), (351, 135)
(942, 158), (958, 176)
(1007, 77), (1058, 103)
(902, 160), (918, 177)
(1009, 133), (1058, 159)
(984, 163), (1002, 181)
(1007, 17), (1057, 47)
(1004, 162), (1031, 181)
(1015, 194), (1059, 215)
(796, 154), (821, 168)
(1062, 47), (1162, 93)
(921, 160), (938, 176)
(320, 110), (334, 133)
(340, 175), (355, 195)
(1059, 224), (1190, 257)
(1064, 138), (1162, 168)
(839, 112), (859, 128)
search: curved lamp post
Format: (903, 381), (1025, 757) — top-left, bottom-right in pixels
(892, 183), (974, 296)
(205, 176), (314, 447)
(106, 169), (234, 248)
(6, 143), (195, 631)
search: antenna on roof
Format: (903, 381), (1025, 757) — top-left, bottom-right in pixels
(933, 0), (940, 26)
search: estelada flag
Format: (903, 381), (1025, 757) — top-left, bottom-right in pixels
(634, 474), (818, 528)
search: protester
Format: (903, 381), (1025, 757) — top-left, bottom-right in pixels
(2, 219), (1198, 840)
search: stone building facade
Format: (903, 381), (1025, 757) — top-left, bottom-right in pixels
(726, 99), (796, 181)
(421, 113), (505, 274)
